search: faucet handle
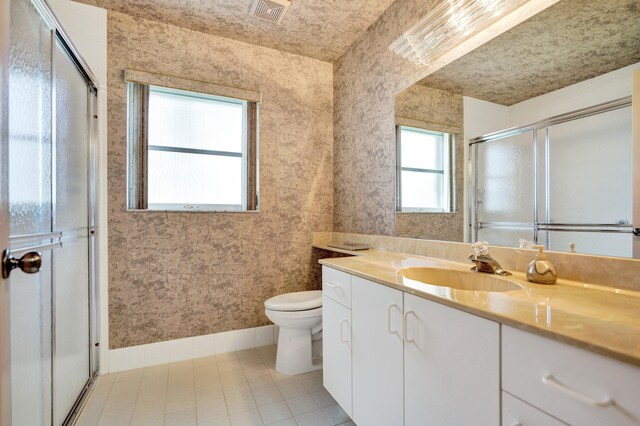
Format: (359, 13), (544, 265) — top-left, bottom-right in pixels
(471, 241), (490, 257)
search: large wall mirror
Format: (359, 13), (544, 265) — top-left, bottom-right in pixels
(394, 0), (640, 258)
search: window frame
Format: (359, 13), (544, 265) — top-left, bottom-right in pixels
(396, 125), (455, 213)
(127, 82), (259, 212)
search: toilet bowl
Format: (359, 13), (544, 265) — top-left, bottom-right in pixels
(264, 290), (322, 375)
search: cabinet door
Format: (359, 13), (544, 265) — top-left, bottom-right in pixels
(323, 295), (352, 417)
(404, 293), (500, 426)
(352, 277), (404, 426)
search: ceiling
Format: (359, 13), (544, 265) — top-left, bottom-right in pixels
(418, 0), (640, 106)
(73, 0), (396, 62)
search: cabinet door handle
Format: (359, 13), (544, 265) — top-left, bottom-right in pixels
(541, 374), (614, 408)
(326, 282), (344, 293)
(403, 310), (417, 344)
(339, 319), (350, 344)
(387, 304), (401, 336)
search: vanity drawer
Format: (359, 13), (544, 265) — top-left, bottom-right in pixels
(322, 266), (351, 308)
(502, 392), (565, 426)
(502, 326), (640, 426)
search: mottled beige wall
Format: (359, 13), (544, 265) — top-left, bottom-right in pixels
(107, 12), (333, 349)
(395, 84), (465, 241)
(333, 0), (447, 235)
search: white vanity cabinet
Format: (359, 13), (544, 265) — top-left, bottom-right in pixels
(404, 293), (500, 425)
(323, 266), (501, 425)
(322, 267), (353, 417)
(322, 265), (640, 426)
(352, 276), (404, 426)
(502, 326), (640, 426)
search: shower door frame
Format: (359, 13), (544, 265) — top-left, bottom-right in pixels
(43, 2), (102, 421)
(0, 0), (11, 424)
(3, 0), (101, 424)
(51, 32), (100, 425)
(467, 96), (636, 256)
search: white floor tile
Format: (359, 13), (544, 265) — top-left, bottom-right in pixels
(310, 390), (336, 409)
(196, 395), (228, 421)
(164, 406), (197, 426)
(266, 419), (296, 426)
(294, 409), (332, 426)
(257, 401), (292, 424)
(285, 394), (319, 417)
(275, 378), (307, 400)
(229, 408), (264, 426)
(199, 417), (231, 426)
(321, 404), (349, 425)
(76, 346), (351, 426)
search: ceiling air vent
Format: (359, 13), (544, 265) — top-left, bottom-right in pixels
(249, 0), (291, 24)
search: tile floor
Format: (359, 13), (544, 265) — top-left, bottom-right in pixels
(76, 345), (353, 426)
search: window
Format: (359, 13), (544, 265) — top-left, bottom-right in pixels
(127, 83), (258, 211)
(396, 126), (454, 212)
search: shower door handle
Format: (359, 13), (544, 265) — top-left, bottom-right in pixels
(2, 249), (42, 278)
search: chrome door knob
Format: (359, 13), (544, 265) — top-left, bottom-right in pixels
(2, 250), (42, 278)
(633, 228), (640, 236)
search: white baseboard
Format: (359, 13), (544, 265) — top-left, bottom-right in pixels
(108, 325), (279, 373)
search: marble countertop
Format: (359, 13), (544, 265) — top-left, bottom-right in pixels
(315, 245), (640, 368)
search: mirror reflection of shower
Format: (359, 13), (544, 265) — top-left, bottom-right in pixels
(468, 96), (633, 258)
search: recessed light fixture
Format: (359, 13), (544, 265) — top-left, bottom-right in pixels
(389, 0), (530, 65)
(249, 0), (292, 24)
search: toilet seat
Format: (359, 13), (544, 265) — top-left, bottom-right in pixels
(264, 290), (322, 311)
(264, 306), (322, 320)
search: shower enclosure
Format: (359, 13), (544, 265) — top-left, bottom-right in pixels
(1, 0), (99, 424)
(468, 97), (636, 258)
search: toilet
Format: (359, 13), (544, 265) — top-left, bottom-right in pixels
(264, 290), (323, 375)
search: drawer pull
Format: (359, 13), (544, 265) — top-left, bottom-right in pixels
(326, 282), (344, 293)
(387, 304), (401, 336)
(541, 374), (614, 408)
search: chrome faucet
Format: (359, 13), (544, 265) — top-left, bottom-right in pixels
(468, 242), (511, 276)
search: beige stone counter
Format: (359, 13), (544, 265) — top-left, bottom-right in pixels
(316, 246), (640, 368)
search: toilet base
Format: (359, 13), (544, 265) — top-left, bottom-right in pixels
(275, 327), (322, 375)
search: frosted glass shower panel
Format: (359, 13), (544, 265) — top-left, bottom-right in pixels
(8, 0), (54, 423)
(55, 41), (89, 231)
(477, 226), (535, 248)
(547, 231), (631, 258)
(53, 39), (91, 425)
(9, 250), (53, 426)
(475, 131), (535, 224)
(547, 107), (632, 225)
(8, 0), (52, 235)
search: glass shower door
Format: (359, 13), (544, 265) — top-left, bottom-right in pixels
(52, 38), (92, 425)
(473, 131), (536, 247)
(8, 0), (54, 423)
(543, 106), (633, 257)
(7, 0), (97, 424)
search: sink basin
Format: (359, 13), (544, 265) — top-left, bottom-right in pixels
(398, 267), (521, 292)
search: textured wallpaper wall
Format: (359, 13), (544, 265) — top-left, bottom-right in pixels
(333, 0), (457, 236)
(107, 11), (333, 349)
(395, 84), (464, 241)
